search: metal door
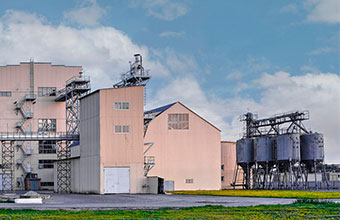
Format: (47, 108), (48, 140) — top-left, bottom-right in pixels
(164, 180), (174, 191)
(104, 167), (130, 194)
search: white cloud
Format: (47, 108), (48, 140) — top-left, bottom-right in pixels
(300, 65), (321, 73)
(226, 70), (244, 80)
(63, 0), (106, 27)
(129, 0), (188, 21)
(305, 0), (340, 24)
(0, 10), (169, 89)
(159, 31), (185, 37)
(280, 3), (298, 13)
(306, 47), (335, 55)
(164, 49), (199, 75)
(149, 71), (340, 163)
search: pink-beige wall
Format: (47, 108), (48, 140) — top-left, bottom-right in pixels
(144, 102), (221, 190)
(99, 87), (145, 194)
(0, 63), (81, 132)
(221, 141), (238, 189)
(0, 62), (81, 189)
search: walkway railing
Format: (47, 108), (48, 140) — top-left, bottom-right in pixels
(0, 132), (79, 141)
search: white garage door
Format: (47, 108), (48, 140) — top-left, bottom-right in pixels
(104, 167), (130, 194)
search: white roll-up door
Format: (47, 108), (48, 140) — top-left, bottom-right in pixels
(104, 167), (130, 194)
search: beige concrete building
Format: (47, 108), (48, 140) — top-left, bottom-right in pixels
(70, 86), (146, 194)
(221, 141), (238, 189)
(144, 102), (221, 191)
(0, 60), (234, 193)
(0, 61), (81, 190)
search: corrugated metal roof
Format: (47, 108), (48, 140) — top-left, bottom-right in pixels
(144, 102), (177, 116)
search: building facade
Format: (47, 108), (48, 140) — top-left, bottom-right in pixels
(71, 86), (146, 194)
(0, 62), (81, 190)
(221, 141), (238, 189)
(144, 102), (221, 191)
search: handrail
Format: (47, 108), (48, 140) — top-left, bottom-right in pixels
(0, 132), (79, 141)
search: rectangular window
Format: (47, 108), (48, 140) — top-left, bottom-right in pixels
(38, 119), (56, 132)
(168, 114), (189, 130)
(41, 182), (54, 187)
(114, 102), (130, 110)
(221, 176), (224, 182)
(0, 91), (11, 97)
(38, 160), (55, 169)
(185, 179), (194, 184)
(221, 165), (224, 170)
(114, 125), (130, 134)
(38, 87), (56, 97)
(39, 140), (56, 154)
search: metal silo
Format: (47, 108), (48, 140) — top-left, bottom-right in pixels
(276, 134), (300, 162)
(236, 138), (254, 189)
(254, 137), (274, 164)
(300, 133), (324, 163)
(236, 138), (254, 165)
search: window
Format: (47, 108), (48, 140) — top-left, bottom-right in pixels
(38, 119), (56, 132)
(168, 114), (189, 130)
(114, 102), (130, 110)
(114, 125), (130, 134)
(221, 176), (224, 182)
(38, 160), (55, 169)
(41, 182), (54, 187)
(221, 165), (224, 170)
(0, 91), (11, 97)
(39, 141), (56, 154)
(185, 179), (194, 184)
(38, 87), (56, 97)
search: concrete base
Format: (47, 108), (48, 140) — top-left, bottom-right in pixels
(15, 198), (43, 204)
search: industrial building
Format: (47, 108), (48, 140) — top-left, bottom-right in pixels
(0, 55), (227, 193)
(233, 112), (340, 190)
(69, 86), (145, 194)
(2, 55), (334, 194)
(0, 61), (82, 191)
(221, 141), (240, 189)
(144, 102), (221, 191)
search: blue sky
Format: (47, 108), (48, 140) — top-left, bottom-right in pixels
(0, 0), (339, 162)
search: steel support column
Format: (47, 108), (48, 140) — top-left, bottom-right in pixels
(1, 141), (14, 191)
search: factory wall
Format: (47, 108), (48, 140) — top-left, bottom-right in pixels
(144, 102), (221, 190)
(221, 141), (239, 189)
(77, 91), (101, 193)
(99, 87), (145, 194)
(0, 62), (81, 190)
(75, 86), (145, 194)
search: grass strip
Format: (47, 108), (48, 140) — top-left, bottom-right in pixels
(169, 189), (340, 199)
(0, 201), (338, 219)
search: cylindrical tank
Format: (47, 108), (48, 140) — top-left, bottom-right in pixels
(254, 137), (274, 163)
(276, 134), (300, 162)
(300, 133), (324, 162)
(236, 138), (254, 165)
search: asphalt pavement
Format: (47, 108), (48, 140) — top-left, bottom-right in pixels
(0, 193), (299, 210)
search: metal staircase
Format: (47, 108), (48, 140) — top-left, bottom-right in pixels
(144, 142), (155, 176)
(144, 156), (155, 176)
(16, 141), (32, 174)
(13, 93), (36, 189)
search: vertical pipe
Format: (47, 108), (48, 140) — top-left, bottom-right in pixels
(314, 160), (318, 189)
(265, 162), (269, 189)
(30, 59), (34, 96)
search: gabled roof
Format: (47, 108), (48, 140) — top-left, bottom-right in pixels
(144, 102), (177, 117)
(144, 102), (221, 132)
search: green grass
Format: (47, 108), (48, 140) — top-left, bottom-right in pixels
(169, 189), (340, 199)
(0, 201), (339, 219)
